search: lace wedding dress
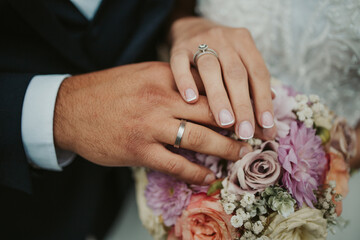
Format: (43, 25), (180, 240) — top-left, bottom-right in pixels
(197, 0), (360, 126)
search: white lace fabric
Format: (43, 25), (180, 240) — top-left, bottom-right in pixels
(197, 0), (360, 126)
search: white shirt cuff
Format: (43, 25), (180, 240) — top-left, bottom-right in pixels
(21, 74), (76, 171)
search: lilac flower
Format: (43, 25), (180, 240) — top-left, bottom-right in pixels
(278, 121), (327, 208)
(145, 171), (192, 226)
(272, 85), (297, 138)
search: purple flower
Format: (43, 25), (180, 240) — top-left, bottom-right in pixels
(272, 85), (297, 138)
(278, 121), (327, 208)
(145, 171), (192, 226)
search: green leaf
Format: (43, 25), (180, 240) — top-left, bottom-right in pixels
(316, 126), (330, 144)
(207, 179), (223, 196)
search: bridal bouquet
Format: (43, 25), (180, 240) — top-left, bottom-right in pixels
(134, 79), (357, 240)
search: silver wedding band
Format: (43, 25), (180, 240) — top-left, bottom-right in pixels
(174, 119), (186, 148)
(193, 44), (218, 66)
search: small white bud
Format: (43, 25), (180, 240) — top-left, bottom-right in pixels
(304, 118), (314, 128)
(244, 221), (252, 230)
(230, 215), (244, 228)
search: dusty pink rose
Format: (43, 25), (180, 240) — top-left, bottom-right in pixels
(173, 193), (238, 240)
(224, 141), (281, 195)
(328, 118), (357, 162)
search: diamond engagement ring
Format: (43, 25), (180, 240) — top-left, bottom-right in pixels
(193, 44), (218, 66)
(174, 119), (186, 148)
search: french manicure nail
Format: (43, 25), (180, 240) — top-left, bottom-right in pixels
(238, 121), (254, 140)
(219, 109), (235, 126)
(185, 88), (197, 102)
(203, 173), (216, 185)
(262, 111), (274, 128)
(239, 146), (251, 158)
(271, 87), (277, 98)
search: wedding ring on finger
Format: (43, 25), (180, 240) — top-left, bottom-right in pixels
(174, 119), (187, 148)
(193, 44), (218, 66)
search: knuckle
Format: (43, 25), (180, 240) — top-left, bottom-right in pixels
(225, 65), (248, 81)
(251, 67), (271, 82)
(138, 85), (172, 106)
(208, 27), (225, 38)
(186, 128), (207, 148)
(165, 159), (184, 176)
(237, 27), (252, 38)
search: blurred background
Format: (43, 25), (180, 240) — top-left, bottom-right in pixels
(106, 172), (360, 240)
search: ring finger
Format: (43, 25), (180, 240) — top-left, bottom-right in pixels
(154, 119), (252, 161)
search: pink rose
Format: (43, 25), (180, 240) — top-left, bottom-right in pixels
(172, 193), (238, 240)
(328, 118), (357, 162)
(224, 141), (281, 195)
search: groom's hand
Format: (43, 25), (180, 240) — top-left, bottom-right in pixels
(53, 62), (252, 185)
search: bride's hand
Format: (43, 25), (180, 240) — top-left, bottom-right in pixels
(170, 17), (276, 140)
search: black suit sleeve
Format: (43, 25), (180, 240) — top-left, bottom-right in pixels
(0, 73), (35, 194)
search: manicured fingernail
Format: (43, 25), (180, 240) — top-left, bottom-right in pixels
(271, 87), (277, 98)
(203, 173), (216, 185)
(238, 121), (254, 140)
(239, 146), (251, 158)
(185, 88), (197, 102)
(262, 111), (274, 128)
(219, 109), (235, 126)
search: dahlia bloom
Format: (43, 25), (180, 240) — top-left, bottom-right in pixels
(145, 171), (192, 226)
(278, 121), (327, 207)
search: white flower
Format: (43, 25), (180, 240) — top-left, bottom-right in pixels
(236, 208), (251, 221)
(244, 230), (254, 238)
(223, 202), (236, 214)
(314, 115), (332, 129)
(227, 193), (237, 203)
(303, 107), (313, 118)
(295, 94), (308, 104)
(264, 207), (327, 239)
(335, 194), (343, 202)
(244, 221), (252, 230)
(258, 205), (267, 215)
(322, 202), (329, 210)
(230, 215), (244, 228)
(252, 221), (264, 235)
(328, 181), (336, 188)
(309, 94), (320, 103)
(254, 138), (262, 146)
(325, 192), (332, 202)
(297, 111), (306, 121)
(259, 215), (267, 224)
(242, 193), (255, 205)
(312, 102), (324, 113)
(304, 118), (314, 128)
(221, 189), (228, 198)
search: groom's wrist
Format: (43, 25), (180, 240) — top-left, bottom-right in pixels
(53, 75), (79, 153)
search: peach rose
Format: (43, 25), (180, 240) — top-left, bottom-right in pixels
(173, 193), (238, 240)
(325, 152), (350, 216)
(328, 118), (357, 162)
